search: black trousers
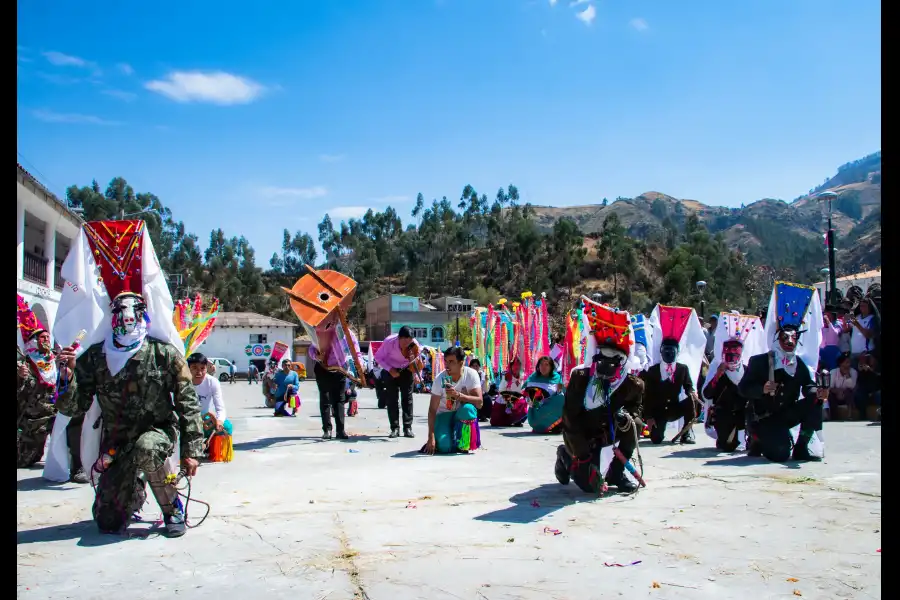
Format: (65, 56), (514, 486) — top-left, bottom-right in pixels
(478, 393), (495, 421)
(558, 417), (639, 489)
(374, 376), (387, 409)
(66, 413), (85, 471)
(381, 369), (414, 430)
(314, 363), (347, 434)
(751, 396), (823, 463)
(713, 406), (745, 452)
(649, 399), (695, 444)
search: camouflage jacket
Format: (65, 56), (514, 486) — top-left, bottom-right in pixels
(17, 352), (57, 428)
(56, 338), (206, 460)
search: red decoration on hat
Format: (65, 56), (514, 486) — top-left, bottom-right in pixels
(82, 220), (146, 302)
(582, 297), (633, 355)
(17, 294), (46, 341)
(658, 304), (693, 343)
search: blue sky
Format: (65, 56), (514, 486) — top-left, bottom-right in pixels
(17, 0), (881, 264)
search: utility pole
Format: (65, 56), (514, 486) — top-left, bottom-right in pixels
(817, 192), (839, 305)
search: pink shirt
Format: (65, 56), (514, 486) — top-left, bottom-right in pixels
(374, 333), (420, 370)
(309, 330), (360, 369)
(820, 323), (842, 348)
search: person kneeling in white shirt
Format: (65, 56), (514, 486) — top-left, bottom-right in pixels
(188, 353), (234, 462)
(422, 347), (484, 454)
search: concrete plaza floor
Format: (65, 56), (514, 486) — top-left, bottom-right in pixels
(18, 381), (881, 599)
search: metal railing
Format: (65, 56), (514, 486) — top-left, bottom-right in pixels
(23, 252), (48, 286)
(54, 262), (65, 291)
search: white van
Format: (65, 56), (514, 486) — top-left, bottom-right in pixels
(207, 357), (236, 382)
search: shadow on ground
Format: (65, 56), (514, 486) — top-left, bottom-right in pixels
(497, 430), (558, 439)
(474, 483), (633, 524)
(662, 447), (724, 459)
(16, 477), (74, 492)
(234, 434), (393, 451)
(391, 449), (476, 459)
(16, 519), (163, 547)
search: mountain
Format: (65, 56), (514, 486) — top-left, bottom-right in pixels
(529, 152), (881, 277)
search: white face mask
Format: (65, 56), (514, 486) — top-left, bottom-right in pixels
(111, 295), (149, 351)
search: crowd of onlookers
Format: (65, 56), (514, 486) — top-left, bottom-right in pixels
(818, 296), (881, 421)
(694, 292), (881, 423)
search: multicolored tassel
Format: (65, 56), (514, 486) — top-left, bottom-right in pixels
(454, 418), (481, 452)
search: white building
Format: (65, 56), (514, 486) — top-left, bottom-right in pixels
(813, 269), (881, 304)
(17, 163), (84, 341)
(199, 312), (297, 372)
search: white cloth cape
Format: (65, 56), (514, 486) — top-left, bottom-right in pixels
(763, 285), (825, 456)
(701, 314), (767, 441)
(44, 226), (184, 483)
(646, 304), (706, 434)
(648, 305), (706, 399)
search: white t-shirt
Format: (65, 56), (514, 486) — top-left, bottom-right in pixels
(433, 366), (481, 414)
(194, 374), (227, 423)
(850, 315), (874, 355)
(829, 367), (857, 390)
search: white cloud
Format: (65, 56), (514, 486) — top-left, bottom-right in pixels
(549, 0), (558, 6)
(37, 72), (84, 85)
(43, 51), (89, 67)
(630, 17), (648, 32)
(575, 4), (596, 25)
(569, 0), (588, 5)
(144, 71), (266, 105)
(118, 63), (134, 75)
(31, 109), (121, 126)
(330, 206), (369, 220)
(260, 185), (328, 200)
(102, 89), (137, 101)
(319, 153), (345, 163)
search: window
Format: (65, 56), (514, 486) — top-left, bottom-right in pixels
(411, 327), (428, 339)
(431, 327), (445, 343)
(249, 333), (267, 344)
(398, 301), (414, 311)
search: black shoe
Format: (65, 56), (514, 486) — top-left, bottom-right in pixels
(680, 428), (696, 444)
(71, 467), (90, 484)
(404, 428), (415, 438)
(389, 429), (400, 438)
(322, 431), (333, 440)
(554, 446), (571, 485)
(791, 442), (823, 462)
(163, 507), (187, 538)
(336, 431), (349, 440)
(612, 473), (638, 493)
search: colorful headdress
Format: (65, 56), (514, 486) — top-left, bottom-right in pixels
(17, 294), (47, 343)
(630, 314), (649, 347)
(581, 296), (633, 356)
(82, 220), (147, 302)
(657, 304), (693, 345)
(718, 312), (763, 346)
(771, 281), (815, 333)
(173, 293), (220, 355)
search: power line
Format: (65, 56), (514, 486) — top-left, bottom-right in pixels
(16, 150), (67, 200)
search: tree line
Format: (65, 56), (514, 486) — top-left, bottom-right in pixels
(66, 177), (789, 340)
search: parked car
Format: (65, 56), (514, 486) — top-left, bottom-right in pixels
(207, 357), (237, 382)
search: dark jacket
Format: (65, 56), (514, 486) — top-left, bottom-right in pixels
(702, 371), (748, 413)
(562, 367), (644, 458)
(641, 362), (694, 417)
(738, 353), (816, 421)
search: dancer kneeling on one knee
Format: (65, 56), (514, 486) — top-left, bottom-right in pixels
(422, 346), (483, 455)
(554, 299), (643, 495)
(739, 281), (827, 463)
